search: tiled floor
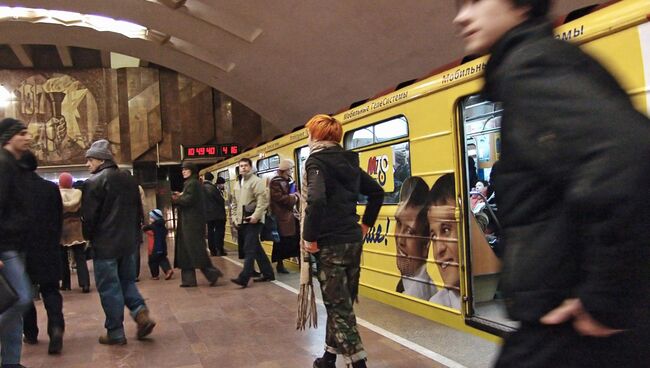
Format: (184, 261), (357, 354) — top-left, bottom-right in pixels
(21, 253), (445, 368)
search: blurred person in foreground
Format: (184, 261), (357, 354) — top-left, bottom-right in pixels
(301, 114), (384, 368)
(454, 0), (650, 366)
(0, 118), (33, 368)
(82, 139), (156, 345)
(19, 151), (65, 355)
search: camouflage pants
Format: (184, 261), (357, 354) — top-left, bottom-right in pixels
(315, 241), (367, 364)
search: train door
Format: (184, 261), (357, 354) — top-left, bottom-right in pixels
(458, 94), (517, 334)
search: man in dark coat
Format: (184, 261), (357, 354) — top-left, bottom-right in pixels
(454, 1), (650, 367)
(82, 139), (156, 345)
(172, 162), (223, 287)
(0, 118), (34, 367)
(18, 151), (65, 355)
(202, 172), (227, 256)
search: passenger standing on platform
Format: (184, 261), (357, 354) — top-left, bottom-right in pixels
(454, 1), (650, 366)
(302, 114), (384, 368)
(82, 139), (156, 345)
(0, 118), (34, 368)
(230, 158), (275, 287)
(58, 172), (90, 293)
(202, 172), (227, 256)
(269, 159), (300, 274)
(143, 209), (173, 280)
(19, 151), (65, 355)
(172, 162), (223, 287)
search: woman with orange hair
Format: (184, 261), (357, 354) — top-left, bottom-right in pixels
(300, 114), (384, 368)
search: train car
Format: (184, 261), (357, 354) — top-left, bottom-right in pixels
(200, 0), (650, 341)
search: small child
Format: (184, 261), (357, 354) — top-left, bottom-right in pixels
(143, 209), (174, 280)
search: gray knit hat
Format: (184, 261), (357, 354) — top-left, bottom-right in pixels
(0, 118), (27, 146)
(85, 139), (114, 160)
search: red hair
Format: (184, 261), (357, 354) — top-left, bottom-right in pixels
(305, 114), (343, 142)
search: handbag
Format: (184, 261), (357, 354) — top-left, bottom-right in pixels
(0, 272), (19, 315)
(261, 213), (281, 242)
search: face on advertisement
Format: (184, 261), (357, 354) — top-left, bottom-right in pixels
(453, 0), (530, 55)
(428, 199), (460, 288)
(395, 204), (430, 277)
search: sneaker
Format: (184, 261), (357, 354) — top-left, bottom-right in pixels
(98, 335), (127, 345)
(134, 308), (156, 340)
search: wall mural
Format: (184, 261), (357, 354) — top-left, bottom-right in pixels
(15, 74), (98, 164)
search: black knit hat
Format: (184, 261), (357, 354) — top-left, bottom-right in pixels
(204, 172), (215, 181)
(216, 176), (226, 184)
(0, 118), (27, 146)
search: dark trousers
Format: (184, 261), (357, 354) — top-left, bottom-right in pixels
(23, 282), (64, 340)
(495, 322), (650, 368)
(61, 243), (90, 289)
(207, 219), (226, 255)
(237, 223), (274, 283)
(148, 253), (172, 278)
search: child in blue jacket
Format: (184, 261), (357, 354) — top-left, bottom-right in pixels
(143, 209), (173, 280)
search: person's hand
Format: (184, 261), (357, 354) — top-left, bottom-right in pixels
(540, 298), (624, 337)
(361, 224), (370, 238)
(0, 260), (3, 269)
(246, 216), (259, 224)
(303, 241), (319, 253)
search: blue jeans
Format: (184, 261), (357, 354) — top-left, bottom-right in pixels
(0, 251), (32, 365)
(93, 252), (146, 339)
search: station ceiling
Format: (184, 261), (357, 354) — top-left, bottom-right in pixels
(0, 0), (598, 133)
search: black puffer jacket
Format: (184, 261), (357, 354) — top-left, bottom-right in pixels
(303, 145), (384, 246)
(82, 161), (143, 259)
(484, 19), (650, 329)
(202, 181), (226, 221)
(0, 148), (29, 252)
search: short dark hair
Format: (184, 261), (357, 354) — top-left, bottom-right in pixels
(204, 172), (214, 181)
(427, 173), (455, 206)
(239, 157), (252, 166)
(216, 176), (226, 184)
(514, 0), (550, 18)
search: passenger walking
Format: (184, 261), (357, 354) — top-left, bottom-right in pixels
(0, 118), (34, 368)
(58, 172), (90, 293)
(82, 139), (156, 345)
(269, 159), (300, 274)
(202, 172), (227, 256)
(301, 115), (384, 368)
(172, 162), (223, 287)
(19, 151), (65, 355)
(454, 1), (650, 366)
(143, 209), (173, 280)
(230, 157), (275, 287)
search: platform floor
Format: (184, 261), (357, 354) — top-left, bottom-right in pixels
(21, 247), (499, 368)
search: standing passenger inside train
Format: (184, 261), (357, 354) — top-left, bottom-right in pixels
(302, 114), (384, 368)
(454, 0), (650, 366)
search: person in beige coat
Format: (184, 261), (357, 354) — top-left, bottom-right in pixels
(230, 158), (275, 287)
(59, 172), (90, 293)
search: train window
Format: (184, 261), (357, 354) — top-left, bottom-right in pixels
(294, 145), (309, 192)
(357, 141), (411, 205)
(256, 154), (280, 182)
(344, 115), (408, 150)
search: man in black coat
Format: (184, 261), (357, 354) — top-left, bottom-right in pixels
(454, 1), (649, 367)
(19, 151), (65, 355)
(82, 139), (156, 345)
(202, 172), (227, 256)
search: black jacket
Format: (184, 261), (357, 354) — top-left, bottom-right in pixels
(0, 148), (29, 252)
(81, 161), (143, 259)
(484, 19), (650, 329)
(23, 171), (63, 284)
(202, 181), (226, 221)
(303, 145), (384, 245)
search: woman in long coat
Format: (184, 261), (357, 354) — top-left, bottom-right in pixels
(172, 162), (223, 287)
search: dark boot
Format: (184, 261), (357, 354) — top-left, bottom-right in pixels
(276, 261), (289, 274)
(134, 308), (156, 340)
(98, 335), (127, 345)
(48, 327), (63, 355)
(313, 351), (336, 368)
(352, 358), (367, 368)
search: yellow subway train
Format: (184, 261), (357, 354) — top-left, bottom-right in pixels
(200, 0), (650, 341)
